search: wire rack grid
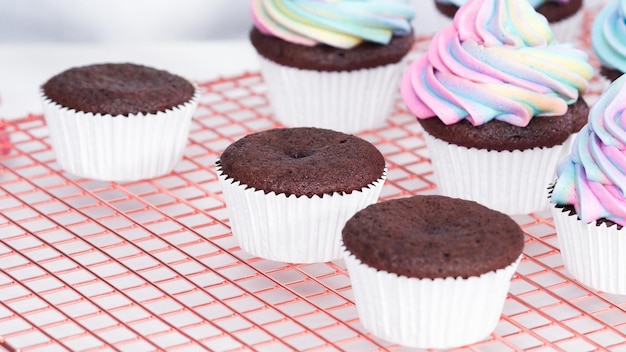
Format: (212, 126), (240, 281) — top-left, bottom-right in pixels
(1, 23), (626, 352)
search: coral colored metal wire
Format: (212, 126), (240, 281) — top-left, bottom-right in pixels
(0, 19), (625, 351)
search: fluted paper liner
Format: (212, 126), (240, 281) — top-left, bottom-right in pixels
(551, 201), (626, 295)
(217, 164), (386, 263)
(41, 88), (199, 182)
(344, 249), (522, 349)
(258, 56), (406, 134)
(423, 131), (576, 215)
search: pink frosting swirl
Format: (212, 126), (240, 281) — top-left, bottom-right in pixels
(401, 0), (592, 127)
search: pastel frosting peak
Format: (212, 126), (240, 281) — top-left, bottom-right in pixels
(250, 0), (415, 49)
(435, 0), (569, 8)
(401, 0), (592, 127)
(552, 75), (626, 226)
(592, 0), (626, 72)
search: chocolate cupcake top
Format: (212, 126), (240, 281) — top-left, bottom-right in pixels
(218, 127), (385, 197)
(342, 195), (525, 279)
(42, 63), (195, 116)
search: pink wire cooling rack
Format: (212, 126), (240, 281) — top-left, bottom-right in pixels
(0, 30), (624, 351)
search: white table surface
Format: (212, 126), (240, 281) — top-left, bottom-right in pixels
(0, 40), (260, 121)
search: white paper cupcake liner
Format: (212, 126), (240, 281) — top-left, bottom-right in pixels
(423, 131), (576, 215)
(258, 56), (406, 134)
(551, 202), (626, 295)
(344, 249), (522, 349)
(217, 164), (387, 263)
(41, 88), (199, 182)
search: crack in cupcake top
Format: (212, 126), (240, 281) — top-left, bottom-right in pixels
(401, 0), (592, 128)
(250, 0), (414, 49)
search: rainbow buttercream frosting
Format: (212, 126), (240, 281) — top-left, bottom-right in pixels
(592, 0), (626, 73)
(436, 0), (569, 8)
(401, 0), (592, 127)
(552, 75), (626, 227)
(250, 0), (415, 49)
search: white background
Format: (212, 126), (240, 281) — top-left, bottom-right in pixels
(0, 0), (430, 120)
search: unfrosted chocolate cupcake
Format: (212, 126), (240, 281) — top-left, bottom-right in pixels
(342, 195), (524, 349)
(217, 127), (387, 263)
(41, 63), (198, 182)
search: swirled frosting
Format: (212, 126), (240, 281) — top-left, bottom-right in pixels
(592, 0), (626, 72)
(552, 75), (626, 226)
(401, 0), (592, 127)
(435, 0), (569, 8)
(250, 0), (415, 49)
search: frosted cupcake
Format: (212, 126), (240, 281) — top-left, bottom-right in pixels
(342, 195), (524, 349)
(592, 0), (626, 84)
(41, 63), (198, 182)
(401, 0), (593, 215)
(250, 0), (415, 134)
(217, 127), (386, 263)
(550, 74), (626, 295)
(433, 0), (584, 43)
